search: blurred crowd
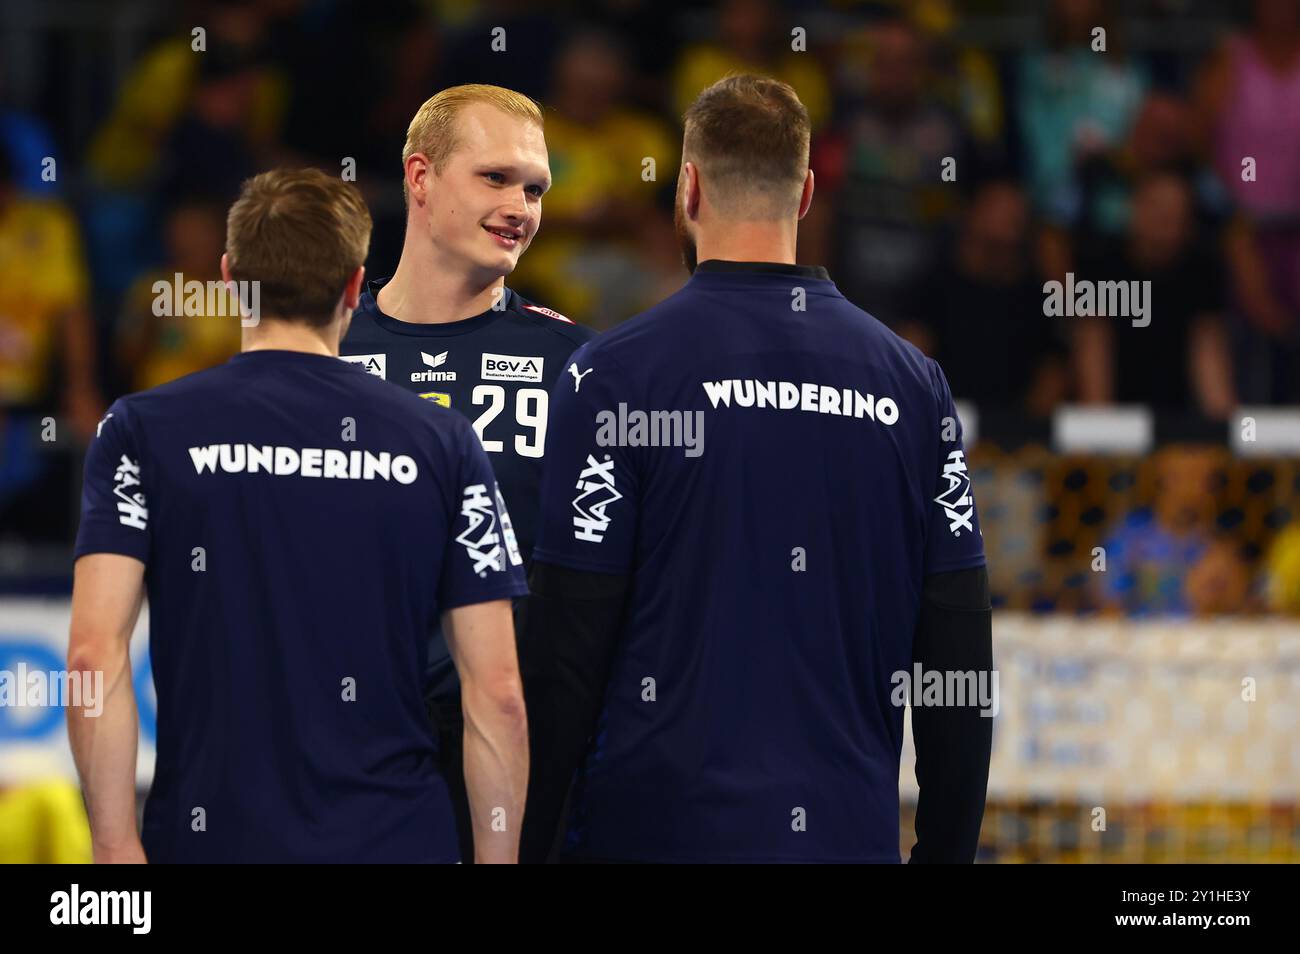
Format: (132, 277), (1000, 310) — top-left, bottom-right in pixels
(3, 0), (1300, 612)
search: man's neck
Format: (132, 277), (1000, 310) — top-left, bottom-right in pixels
(242, 320), (338, 356)
(379, 230), (506, 323)
(694, 221), (799, 267)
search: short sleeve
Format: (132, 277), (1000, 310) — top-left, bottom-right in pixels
(923, 359), (987, 575)
(438, 423), (529, 611)
(74, 400), (151, 564)
(531, 346), (638, 575)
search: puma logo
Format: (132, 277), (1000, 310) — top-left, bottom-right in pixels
(568, 363), (593, 392)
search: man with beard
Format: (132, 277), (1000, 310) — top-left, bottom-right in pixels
(521, 75), (994, 863)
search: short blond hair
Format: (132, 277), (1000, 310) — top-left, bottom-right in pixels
(226, 168), (371, 326)
(402, 84), (544, 197)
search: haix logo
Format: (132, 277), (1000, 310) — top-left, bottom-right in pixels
(573, 453), (622, 543)
(481, 352), (544, 383)
(341, 352), (386, 379)
(113, 455), (148, 530)
(495, 485), (523, 566)
(457, 483), (505, 576)
(412, 350), (457, 383)
(935, 450), (975, 536)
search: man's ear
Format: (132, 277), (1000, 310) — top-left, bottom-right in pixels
(406, 153), (430, 204)
(683, 161), (701, 220)
(343, 266), (366, 312)
(220, 252), (233, 285)
(797, 168), (814, 220)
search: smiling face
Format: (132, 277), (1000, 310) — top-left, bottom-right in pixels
(413, 102), (550, 283)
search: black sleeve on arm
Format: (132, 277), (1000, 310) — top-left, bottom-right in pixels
(516, 560), (629, 864)
(908, 564), (994, 864)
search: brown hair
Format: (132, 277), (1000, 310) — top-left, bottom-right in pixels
(682, 74), (810, 219)
(225, 168), (372, 326)
(402, 84), (544, 200)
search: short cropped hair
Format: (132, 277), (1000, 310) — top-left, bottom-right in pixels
(402, 84), (544, 199)
(225, 168), (371, 326)
(682, 74), (811, 219)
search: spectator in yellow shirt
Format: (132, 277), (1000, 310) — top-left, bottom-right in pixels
(1264, 523), (1300, 616)
(115, 197), (241, 392)
(0, 780), (93, 864)
(0, 147), (103, 438)
(671, 0), (831, 131)
(513, 31), (683, 328)
(87, 1), (283, 190)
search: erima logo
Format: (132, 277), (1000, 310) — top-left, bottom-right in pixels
(188, 444), (418, 484)
(935, 450), (975, 536)
(573, 454), (621, 543)
(340, 353), (386, 379)
(457, 483), (506, 576)
(569, 363), (593, 392)
(50, 884), (151, 934)
(413, 350), (456, 382)
(703, 379), (899, 425)
(113, 455), (148, 530)
(481, 352), (544, 383)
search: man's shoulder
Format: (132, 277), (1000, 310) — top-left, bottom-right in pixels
(114, 354), (469, 443)
(505, 290), (597, 349)
(95, 362), (240, 445)
(574, 276), (941, 401)
(341, 286), (596, 355)
(805, 289), (939, 396)
(121, 360), (236, 407)
(574, 285), (689, 361)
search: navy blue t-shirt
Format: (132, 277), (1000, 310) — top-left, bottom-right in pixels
(74, 350), (527, 863)
(341, 280), (594, 699)
(533, 261), (986, 862)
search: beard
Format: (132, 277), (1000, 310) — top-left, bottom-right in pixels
(673, 182), (698, 274)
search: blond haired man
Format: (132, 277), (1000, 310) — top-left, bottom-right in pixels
(340, 85), (593, 861)
(68, 169), (528, 863)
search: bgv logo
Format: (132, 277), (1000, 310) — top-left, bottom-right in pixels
(341, 353), (386, 379)
(481, 352), (544, 383)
